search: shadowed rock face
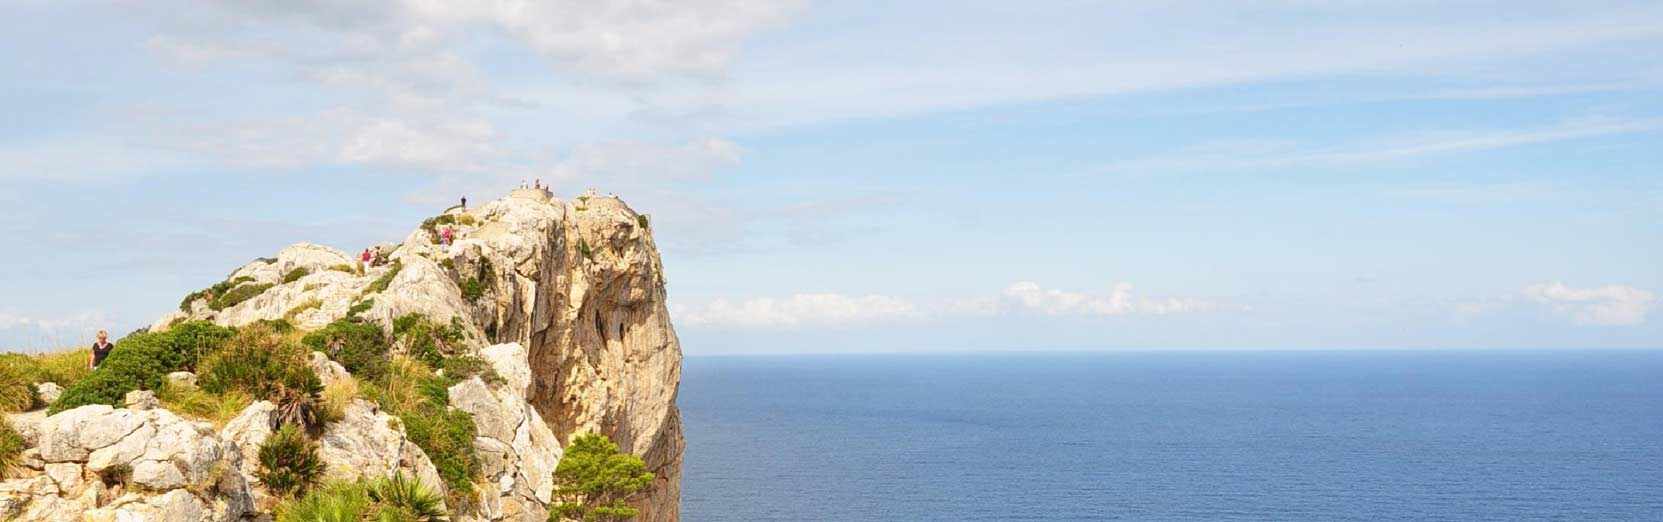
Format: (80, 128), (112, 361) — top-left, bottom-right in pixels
(153, 188), (685, 520)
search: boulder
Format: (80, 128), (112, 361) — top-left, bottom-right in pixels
(4, 405), (253, 522)
(448, 343), (562, 521)
(33, 383), (62, 405)
(123, 390), (159, 411)
(165, 372), (197, 390)
(318, 399), (446, 498)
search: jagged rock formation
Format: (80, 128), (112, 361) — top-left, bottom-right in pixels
(3, 405), (255, 521)
(66, 188), (687, 520)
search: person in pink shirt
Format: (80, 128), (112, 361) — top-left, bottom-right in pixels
(441, 227), (454, 246)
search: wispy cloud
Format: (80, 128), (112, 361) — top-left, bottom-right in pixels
(674, 281), (1231, 329)
(1102, 117), (1663, 175)
(1523, 282), (1657, 326)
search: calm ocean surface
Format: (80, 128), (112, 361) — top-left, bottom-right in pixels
(679, 351), (1663, 521)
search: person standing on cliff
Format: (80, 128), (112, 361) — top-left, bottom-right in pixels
(89, 330), (114, 369)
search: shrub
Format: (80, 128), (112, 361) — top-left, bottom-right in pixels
(211, 283), (275, 311)
(439, 355), (502, 386)
(549, 433), (654, 522)
(258, 425), (325, 498)
(363, 260), (403, 296)
(328, 264), (356, 274)
(346, 300), (374, 320)
(364, 356), (478, 505)
(0, 421), (24, 478)
(156, 383), (252, 428)
(282, 267), (312, 284)
(285, 299), (323, 322)
(276, 474), (447, 522)
(577, 239), (593, 260)
(0, 362), (36, 412)
(50, 322), (233, 413)
(277, 480), (371, 522)
(303, 319), (389, 381)
(182, 276), (256, 311)
(369, 472), (449, 522)
(198, 324), (324, 431)
(635, 214), (649, 230)
(460, 278), (485, 302)
(392, 315), (467, 368)
(98, 463), (132, 487)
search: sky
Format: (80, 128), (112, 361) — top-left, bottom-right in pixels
(1, 0), (1660, 354)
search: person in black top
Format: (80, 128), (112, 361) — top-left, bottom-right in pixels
(90, 330), (114, 369)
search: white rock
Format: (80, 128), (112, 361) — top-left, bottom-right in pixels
(164, 372), (197, 390)
(318, 400), (446, 499)
(123, 390), (159, 411)
(34, 383), (63, 405)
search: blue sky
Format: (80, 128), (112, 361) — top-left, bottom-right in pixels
(2, 1), (1659, 353)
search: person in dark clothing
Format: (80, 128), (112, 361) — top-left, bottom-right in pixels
(460, 196), (467, 209)
(89, 330), (114, 369)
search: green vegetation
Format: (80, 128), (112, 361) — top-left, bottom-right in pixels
(275, 473), (447, 522)
(0, 362), (36, 412)
(457, 257), (493, 303)
(51, 321), (235, 413)
(98, 463), (132, 487)
(328, 264), (357, 274)
(181, 275), (256, 311)
(0, 421), (23, 478)
(392, 314), (467, 368)
(439, 355), (502, 386)
(421, 212), (477, 243)
(635, 214), (649, 230)
(363, 357), (478, 505)
(363, 260), (404, 296)
(549, 433), (654, 522)
(211, 283), (275, 311)
(346, 299), (375, 320)
(577, 240), (593, 261)
(459, 278), (485, 301)
(283, 267), (313, 284)
(258, 424), (326, 498)
(198, 324), (326, 431)
(303, 319), (390, 381)
(285, 298), (323, 322)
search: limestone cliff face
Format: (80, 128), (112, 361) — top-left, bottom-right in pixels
(151, 188), (685, 520)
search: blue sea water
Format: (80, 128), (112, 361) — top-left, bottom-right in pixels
(678, 351), (1663, 521)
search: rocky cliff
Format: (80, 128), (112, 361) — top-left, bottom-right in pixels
(2, 189), (684, 521)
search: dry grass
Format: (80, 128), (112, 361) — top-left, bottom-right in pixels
(156, 383), (253, 428)
(321, 373), (361, 423)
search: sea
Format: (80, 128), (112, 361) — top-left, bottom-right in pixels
(678, 350), (1663, 521)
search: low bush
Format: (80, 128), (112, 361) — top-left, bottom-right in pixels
(460, 278), (485, 302)
(182, 276), (256, 311)
(0, 420), (24, 478)
(577, 239), (593, 261)
(211, 283), (275, 311)
(363, 260), (403, 296)
(198, 324), (324, 431)
(98, 463), (132, 487)
(258, 424), (325, 498)
(285, 299), (323, 322)
(346, 299), (374, 320)
(282, 267), (312, 284)
(328, 264), (357, 274)
(303, 319), (389, 381)
(276, 473), (447, 522)
(50, 321), (234, 413)
(439, 355), (502, 386)
(392, 314), (467, 368)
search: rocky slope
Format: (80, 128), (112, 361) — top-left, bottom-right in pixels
(2, 189), (684, 521)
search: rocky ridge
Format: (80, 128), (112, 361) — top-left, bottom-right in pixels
(2, 189), (684, 521)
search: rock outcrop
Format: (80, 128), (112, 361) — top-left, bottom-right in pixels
(2, 405), (254, 522)
(133, 189), (685, 519)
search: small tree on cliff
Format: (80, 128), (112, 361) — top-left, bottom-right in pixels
(549, 433), (655, 521)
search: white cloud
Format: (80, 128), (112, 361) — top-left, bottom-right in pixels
(1523, 282), (1657, 326)
(675, 281), (1228, 329)
(0, 310), (109, 351)
(674, 293), (921, 329)
(1102, 117), (1663, 174)
(995, 282), (1224, 316)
